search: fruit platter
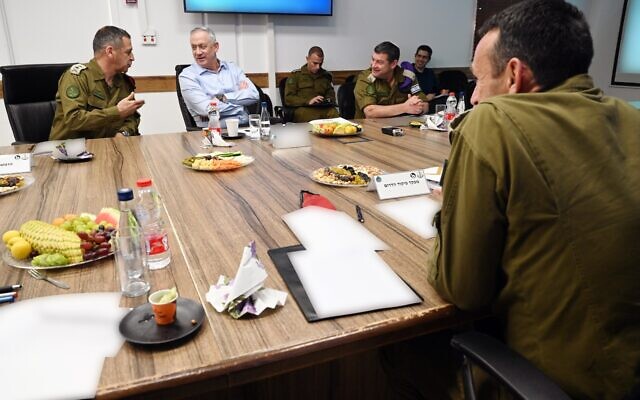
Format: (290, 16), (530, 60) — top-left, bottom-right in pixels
(308, 118), (362, 136)
(2, 208), (119, 269)
(310, 164), (384, 187)
(182, 151), (254, 171)
(0, 175), (35, 196)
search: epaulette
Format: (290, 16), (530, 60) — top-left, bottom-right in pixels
(366, 73), (376, 83)
(291, 68), (301, 73)
(69, 64), (87, 75)
(124, 74), (136, 89)
(402, 69), (416, 80)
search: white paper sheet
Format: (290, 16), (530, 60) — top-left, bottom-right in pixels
(376, 196), (441, 239)
(0, 292), (128, 400)
(288, 249), (421, 319)
(282, 206), (389, 251)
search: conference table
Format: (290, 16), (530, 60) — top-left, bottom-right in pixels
(0, 117), (467, 399)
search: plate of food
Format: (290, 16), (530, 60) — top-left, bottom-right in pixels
(309, 117), (362, 137)
(182, 151), (254, 171)
(0, 175), (34, 196)
(310, 164), (384, 187)
(2, 211), (118, 269)
(52, 151), (94, 163)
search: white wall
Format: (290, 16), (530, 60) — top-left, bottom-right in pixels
(0, 0), (638, 146)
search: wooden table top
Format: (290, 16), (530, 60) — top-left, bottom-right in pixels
(0, 118), (463, 399)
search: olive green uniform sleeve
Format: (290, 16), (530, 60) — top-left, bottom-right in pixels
(428, 109), (507, 310)
(284, 71), (310, 107)
(324, 74), (337, 104)
(353, 69), (377, 119)
(50, 72), (122, 140)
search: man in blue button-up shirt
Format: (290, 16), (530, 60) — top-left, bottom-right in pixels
(179, 26), (259, 128)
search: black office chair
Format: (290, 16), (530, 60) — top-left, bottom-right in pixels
(273, 77), (294, 123)
(174, 64), (200, 131)
(248, 83), (281, 124)
(451, 331), (572, 400)
(0, 63), (74, 144)
(337, 75), (356, 119)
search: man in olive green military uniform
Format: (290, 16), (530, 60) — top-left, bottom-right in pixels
(50, 26), (144, 140)
(382, 2), (640, 399)
(354, 41), (428, 119)
(284, 46), (339, 122)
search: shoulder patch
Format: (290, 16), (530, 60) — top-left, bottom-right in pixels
(366, 73), (376, 83)
(366, 84), (376, 96)
(69, 64), (87, 75)
(402, 69), (416, 80)
(66, 85), (80, 99)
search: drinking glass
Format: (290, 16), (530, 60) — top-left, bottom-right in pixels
(115, 231), (150, 297)
(248, 114), (261, 140)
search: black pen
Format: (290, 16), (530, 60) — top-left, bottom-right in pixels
(355, 205), (365, 223)
(439, 159), (449, 187)
(0, 284), (21, 294)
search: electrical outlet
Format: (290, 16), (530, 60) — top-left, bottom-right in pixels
(142, 34), (157, 46)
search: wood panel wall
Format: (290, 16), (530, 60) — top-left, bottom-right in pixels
(0, 68), (472, 99)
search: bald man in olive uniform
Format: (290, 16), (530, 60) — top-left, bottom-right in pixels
(50, 26), (144, 140)
(354, 41), (428, 119)
(285, 46), (339, 122)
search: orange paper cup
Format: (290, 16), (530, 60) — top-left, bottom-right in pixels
(149, 289), (178, 325)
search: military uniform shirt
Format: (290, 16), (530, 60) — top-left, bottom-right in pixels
(428, 74), (640, 399)
(284, 64), (339, 122)
(353, 66), (427, 119)
(49, 59), (140, 140)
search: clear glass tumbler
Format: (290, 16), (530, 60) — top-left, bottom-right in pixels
(248, 114), (261, 140)
(115, 230), (150, 297)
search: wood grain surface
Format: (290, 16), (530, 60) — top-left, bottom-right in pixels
(0, 118), (467, 399)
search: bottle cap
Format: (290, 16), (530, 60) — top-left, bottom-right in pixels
(261, 101), (267, 106)
(449, 92), (456, 96)
(117, 188), (134, 201)
(136, 178), (152, 188)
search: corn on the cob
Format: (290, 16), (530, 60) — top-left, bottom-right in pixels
(19, 220), (83, 263)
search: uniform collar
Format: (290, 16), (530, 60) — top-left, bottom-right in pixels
(546, 74), (597, 95)
(88, 58), (123, 87)
(300, 64), (327, 77)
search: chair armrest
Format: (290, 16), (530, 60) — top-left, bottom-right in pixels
(451, 332), (571, 400)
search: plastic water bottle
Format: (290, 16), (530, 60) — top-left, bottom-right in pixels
(116, 188), (149, 297)
(207, 100), (221, 135)
(135, 178), (171, 270)
(457, 92), (466, 114)
(259, 101), (271, 140)
(445, 92), (458, 123)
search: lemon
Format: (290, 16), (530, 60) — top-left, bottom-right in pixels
(7, 236), (25, 248)
(345, 125), (357, 134)
(3, 230), (21, 244)
(10, 239), (32, 260)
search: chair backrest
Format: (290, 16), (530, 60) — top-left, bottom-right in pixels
(0, 63), (74, 143)
(174, 64), (200, 131)
(337, 75), (356, 119)
(437, 69), (469, 97)
(278, 77), (287, 106)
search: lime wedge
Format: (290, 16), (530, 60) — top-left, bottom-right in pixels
(159, 287), (177, 303)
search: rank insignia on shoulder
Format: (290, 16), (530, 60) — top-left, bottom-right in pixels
(66, 85), (80, 99)
(366, 73), (376, 83)
(69, 64), (87, 75)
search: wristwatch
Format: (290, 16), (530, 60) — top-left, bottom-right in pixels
(120, 130), (131, 137)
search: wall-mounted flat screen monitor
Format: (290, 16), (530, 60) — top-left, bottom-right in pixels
(183, 0), (333, 16)
(612, 0), (640, 86)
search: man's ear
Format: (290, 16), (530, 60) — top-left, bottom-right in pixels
(506, 58), (540, 94)
(390, 59), (398, 70)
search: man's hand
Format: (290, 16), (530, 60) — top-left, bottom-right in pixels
(117, 92), (145, 118)
(308, 95), (324, 105)
(404, 95), (426, 115)
(238, 80), (249, 90)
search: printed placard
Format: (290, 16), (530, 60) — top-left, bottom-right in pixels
(0, 153), (31, 175)
(373, 170), (430, 200)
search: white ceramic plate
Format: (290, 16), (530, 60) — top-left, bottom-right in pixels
(0, 175), (35, 196)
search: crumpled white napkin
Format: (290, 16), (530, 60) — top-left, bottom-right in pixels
(421, 114), (447, 131)
(202, 129), (234, 147)
(206, 241), (287, 319)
